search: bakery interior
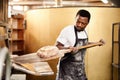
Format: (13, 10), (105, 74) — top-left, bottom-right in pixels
(0, 0), (120, 80)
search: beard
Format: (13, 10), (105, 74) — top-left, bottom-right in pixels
(76, 26), (84, 31)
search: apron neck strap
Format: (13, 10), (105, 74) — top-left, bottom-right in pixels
(74, 26), (78, 47)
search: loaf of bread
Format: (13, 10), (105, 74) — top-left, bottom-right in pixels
(37, 46), (59, 58)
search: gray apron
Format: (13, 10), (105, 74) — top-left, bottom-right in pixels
(56, 27), (88, 80)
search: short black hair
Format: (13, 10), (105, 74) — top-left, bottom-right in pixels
(76, 9), (91, 22)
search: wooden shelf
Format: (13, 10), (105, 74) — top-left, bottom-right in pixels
(9, 14), (25, 55)
(10, 39), (24, 41)
(112, 22), (120, 80)
(0, 22), (9, 27)
(13, 49), (24, 52)
(12, 28), (24, 30)
(113, 41), (120, 43)
(11, 14), (24, 19)
(112, 63), (120, 68)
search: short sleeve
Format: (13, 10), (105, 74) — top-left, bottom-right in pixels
(55, 25), (76, 47)
(56, 28), (68, 45)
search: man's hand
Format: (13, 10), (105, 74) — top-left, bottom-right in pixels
(69, 46), (78, 53)
(99, 39), (105, 46)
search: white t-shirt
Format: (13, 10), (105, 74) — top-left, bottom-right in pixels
(56, 25), (88, 47)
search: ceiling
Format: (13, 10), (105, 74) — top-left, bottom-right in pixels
(8, 0), (120, 12)
(9, 0), (117, 7)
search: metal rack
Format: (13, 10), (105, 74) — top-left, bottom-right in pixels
(0, 47), (11, 80)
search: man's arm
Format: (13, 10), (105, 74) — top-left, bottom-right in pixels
(56, 41), (78, 52)
(56, 42), (69, 50)
(87, 39), (105, 46)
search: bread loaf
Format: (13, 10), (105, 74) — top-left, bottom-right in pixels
(37, 46), (59, 58)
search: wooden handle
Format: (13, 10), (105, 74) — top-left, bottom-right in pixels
(60, 41), (104, 54)
(77, 42), (103, 50)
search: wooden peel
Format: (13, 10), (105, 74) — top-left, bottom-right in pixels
(12, 40), (105, 63)
(13, 62), (35, 72)
(12, 52), (62, 63)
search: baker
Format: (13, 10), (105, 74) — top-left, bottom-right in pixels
(55, 9), (103, 80)
(37, 9), (104, 80)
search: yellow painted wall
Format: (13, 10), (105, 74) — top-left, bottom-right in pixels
(25, 7), (120, 80)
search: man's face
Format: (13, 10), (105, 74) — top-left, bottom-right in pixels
(75, 15), (89, 31)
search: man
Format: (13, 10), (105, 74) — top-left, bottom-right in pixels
(37, 9), (103, 80)
(55, 9), (91, 80)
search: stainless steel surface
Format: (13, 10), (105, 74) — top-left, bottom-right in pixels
(0, 47), (11, 80)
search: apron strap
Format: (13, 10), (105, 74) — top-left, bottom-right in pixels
(74, 26), (78, 47)
(74, 26), (88, 47)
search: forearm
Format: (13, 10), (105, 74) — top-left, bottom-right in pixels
(56, 42), (69, 50)
(56, 42), (78, 53)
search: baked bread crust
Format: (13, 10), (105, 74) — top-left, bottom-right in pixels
(37, 46), (59, 58)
